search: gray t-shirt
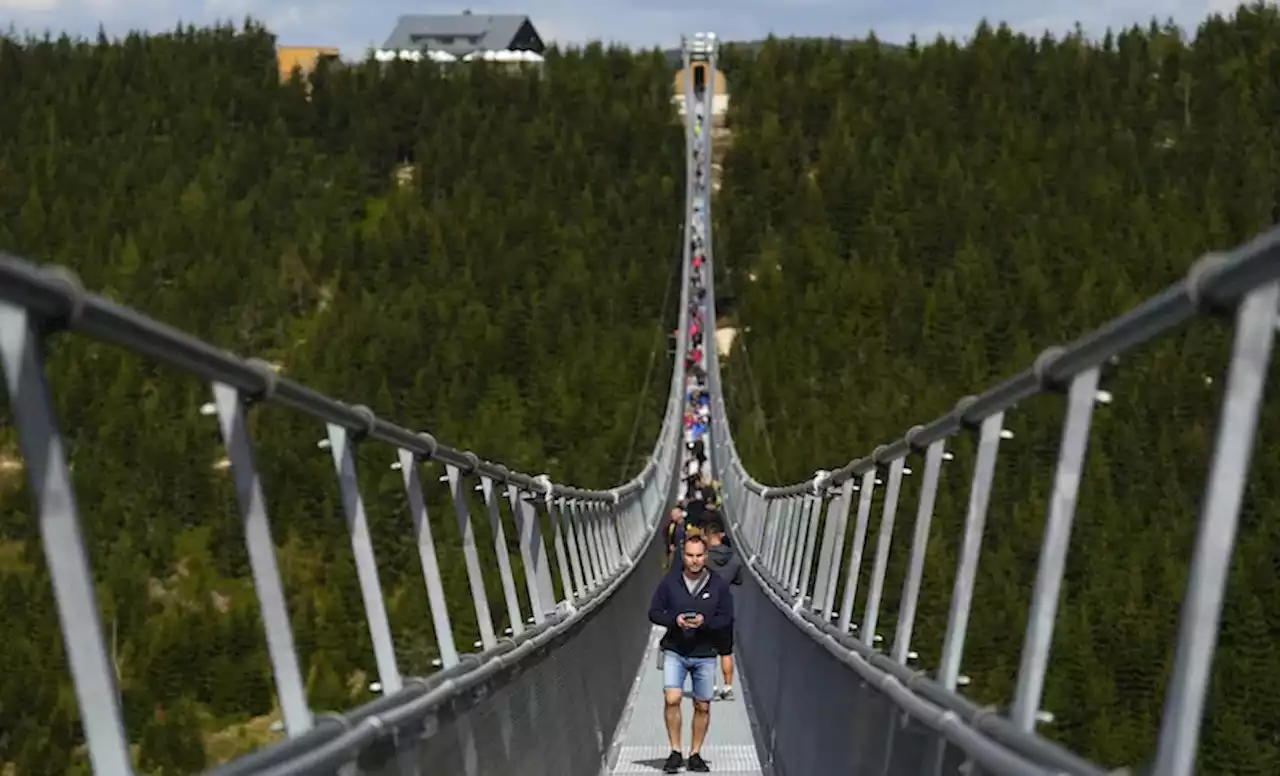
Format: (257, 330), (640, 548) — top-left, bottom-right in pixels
(683, 571), (708, 598)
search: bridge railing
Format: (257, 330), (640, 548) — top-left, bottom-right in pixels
(0, 228), (692, 774)
(688, 32), (1280, 776)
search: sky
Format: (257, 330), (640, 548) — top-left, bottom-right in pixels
(0, 0), (1265, 62)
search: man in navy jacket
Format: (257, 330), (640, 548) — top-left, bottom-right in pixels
(648, 534), (734, 773)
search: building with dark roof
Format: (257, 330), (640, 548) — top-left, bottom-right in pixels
(382, 12), (546, 58)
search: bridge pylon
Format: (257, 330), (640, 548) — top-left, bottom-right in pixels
(680, 31), (718, 61)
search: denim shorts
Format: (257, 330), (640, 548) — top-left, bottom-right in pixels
(663, 650), (717, 702)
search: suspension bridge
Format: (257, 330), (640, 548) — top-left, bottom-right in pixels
(2, 31), (1279, 776)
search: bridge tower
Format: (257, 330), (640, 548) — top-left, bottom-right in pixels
(675, 32), (728, 124)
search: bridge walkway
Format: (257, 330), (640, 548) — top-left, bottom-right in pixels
(607, 623), (764, 775)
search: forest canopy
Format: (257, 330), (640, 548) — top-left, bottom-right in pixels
(716, 4), (1280, 774)
(0, 22), (683, 773)
(6, 2), (1280, 773)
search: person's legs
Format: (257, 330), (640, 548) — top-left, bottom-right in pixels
(688, 657), (716, 755)
(711, 629), (731, 699)
(720, 630), (735, 699)
(662, 651), (688, 754)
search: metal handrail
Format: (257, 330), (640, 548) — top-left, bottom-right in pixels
(725, 233), (1280, 497)
(0, 141), (695, 773)
(0, 253), (655, 500)
(689, 28), (1280, 776)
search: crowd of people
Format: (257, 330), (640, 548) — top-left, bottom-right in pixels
(677, 94), (718, 536)
(647, 83), (744, 774)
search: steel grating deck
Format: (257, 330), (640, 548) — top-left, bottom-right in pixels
(608, 626), (763, 775)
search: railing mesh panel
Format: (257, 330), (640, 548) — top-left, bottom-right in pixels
(356, 537), (664, 776)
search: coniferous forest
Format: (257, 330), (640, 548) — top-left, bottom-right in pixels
(0, 24), (682, 773)
(717, 4), (1280, 774)
(5, 3), (1280, 775)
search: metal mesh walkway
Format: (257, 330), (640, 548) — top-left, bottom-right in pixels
(608, 625), (763, 775)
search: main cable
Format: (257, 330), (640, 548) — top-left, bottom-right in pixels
(619, 227), (684, 481)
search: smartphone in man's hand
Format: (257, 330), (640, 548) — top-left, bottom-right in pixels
(678, 612), (702, 628)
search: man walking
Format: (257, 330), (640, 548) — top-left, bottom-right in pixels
(665, 507), (703, 570)
(664, 507), (687, 570)
(649, 535), (734, 773)
(684, 476), (714, 530)
(703, 519), (742, 701)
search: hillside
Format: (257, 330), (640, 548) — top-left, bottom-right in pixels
(0, 23), (683, 773)
(716, 7), (1280, 774)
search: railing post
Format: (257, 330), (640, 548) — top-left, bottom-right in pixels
(0, 301), (134, 773)
(505, 485), (548, 623)
(1010, 366), (1100, 729)
(600, 500), (621, 573)
(608, 496), (628, 568)
(747, 488), (761, 550)
(623, 495), (639, 556)
(480, 474), (524, 638)
(776, 496), (796, 585)
(215, 382), (312, 734)
(327, 421), (402, 693)
(735, 478), (749, 538)
(596, 504), (611, 578)
(811, 487), (841, 613)
(776, 496), (791, 580)
(1154, 281), (1279, 776)
(781, 496), (804, 587)
(820, 479), (855, 620)
(398, 448), (459, 667)
(565, 497), (593, 592)
(520, 492), (558, 616)
(589, 500), (609, 580)
(769, 496), (790, 580)
(892, 438), (946, 665)
(937, 410), (1004, 691)
(587, 500), (607, 577)
(762, 498), (780, 574)
(575, 497), (597, 592)
(445, 462), (497, 650)
(795, 493), (823, 602)
(624, 495), (637, 555)
(862, 455), (906, 647)
(611, 500), (626, 565)
(754, 487), (770, 553)
(837, 470), (877, 634)
(639, 478), (654, 533)
(545, 493), (577, 605)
